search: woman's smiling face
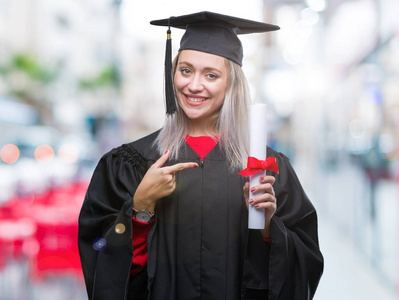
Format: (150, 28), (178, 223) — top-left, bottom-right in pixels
(174, 50), (228, 128)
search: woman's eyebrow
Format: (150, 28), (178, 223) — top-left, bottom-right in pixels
(178, 61), (223, 74)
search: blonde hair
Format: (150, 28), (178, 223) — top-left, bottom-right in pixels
(154, 51), (250, 170)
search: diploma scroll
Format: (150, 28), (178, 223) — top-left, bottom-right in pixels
(248, 103), (267, 229)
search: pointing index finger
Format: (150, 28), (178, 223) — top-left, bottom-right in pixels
(163, 162), (199, 174)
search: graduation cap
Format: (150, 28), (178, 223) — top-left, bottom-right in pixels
(150, 11), (280, 114)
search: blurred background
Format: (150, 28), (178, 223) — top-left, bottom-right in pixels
(0, 0), (398, 299)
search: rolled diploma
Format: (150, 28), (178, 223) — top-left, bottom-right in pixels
(248, 103), (267, 229)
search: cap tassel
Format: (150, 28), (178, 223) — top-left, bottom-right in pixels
(165, 26), (176, 115)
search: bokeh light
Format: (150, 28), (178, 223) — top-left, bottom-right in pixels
(301, 8), (319, 26)
(349, 119), (366, 139)
(58, 144), (80, 164)
(93, 237), (107, 251)
(34, 145), (55, 164)
(0, 144), (20, 164)
(22, 238), (40, 258)
(306, 0), (327, 12)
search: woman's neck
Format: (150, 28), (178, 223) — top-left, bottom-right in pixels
(187, 119), (218, 137)
(188, 128), (218, 137)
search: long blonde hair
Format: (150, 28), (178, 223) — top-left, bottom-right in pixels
(154, 51), (250, 170)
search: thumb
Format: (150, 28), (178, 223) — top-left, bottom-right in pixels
(243, 182), (250, 201)
(154, 150), (170, 168)
(243, 182), (250, 210)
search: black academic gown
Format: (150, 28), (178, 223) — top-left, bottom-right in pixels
(78, 130), (323, 300)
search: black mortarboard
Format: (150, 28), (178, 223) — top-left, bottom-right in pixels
(150, 11), (280, 114)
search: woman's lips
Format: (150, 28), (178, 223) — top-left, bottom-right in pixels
(184, 94), (208, 106)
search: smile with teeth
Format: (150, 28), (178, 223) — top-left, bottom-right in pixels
(186, 95), (207, 102)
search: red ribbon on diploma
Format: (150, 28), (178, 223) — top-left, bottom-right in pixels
(238, 156), (279, 177)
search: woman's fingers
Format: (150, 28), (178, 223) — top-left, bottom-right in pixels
(250, 193), (276, 206)
(247, 175), (276, 207)
(143, 154), (198, 199)
(255, 201), (277, 210)
(163, 162), (199, 174)
(250, 176), (275, 195)
(153, 150), (171, 168)
(260, 175), (275, 185)
(153, 150), (199, 173)
(251, 183), (274, 196)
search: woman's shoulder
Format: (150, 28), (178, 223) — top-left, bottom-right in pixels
(101, 130), (160, 169)
(267, 146), (287, 161)
(266, 146), (292, 173)
(125, 130), (160, 155)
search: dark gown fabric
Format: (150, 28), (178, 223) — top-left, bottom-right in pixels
(78, 130), (323, 300)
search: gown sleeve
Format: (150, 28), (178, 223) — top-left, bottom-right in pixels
(78, 144), (148, 300)
(268, 151), (324, 300)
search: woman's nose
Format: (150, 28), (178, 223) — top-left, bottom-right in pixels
(188, 75), (204, 92)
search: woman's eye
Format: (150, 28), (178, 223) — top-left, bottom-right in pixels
(207, 73), (218, 79)
(181, 68), (191, 75)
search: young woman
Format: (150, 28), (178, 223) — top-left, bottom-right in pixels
(78, 11), (323, 300)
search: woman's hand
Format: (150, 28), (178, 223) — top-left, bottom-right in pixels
(133, 150), (198, 212)
(243, 176), (277, 238)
